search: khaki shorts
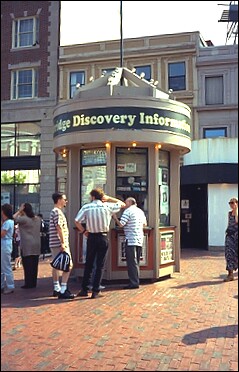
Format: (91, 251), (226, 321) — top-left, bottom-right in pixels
(50, 247), (73, 269)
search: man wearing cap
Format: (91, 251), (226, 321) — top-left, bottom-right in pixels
(113, 197), (147, 289)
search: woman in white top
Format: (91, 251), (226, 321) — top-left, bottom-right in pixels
(1, 204), (15, 294)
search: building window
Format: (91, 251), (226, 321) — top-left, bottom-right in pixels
(13, 17), (39, 48)
(168, 62), (186, 91)
(205, 76), (223, 105)
(1, 170), (40, 213)
(11, 69), (38, 99)
(101, 68), (115, 75)
(70, 71), (85, 98)
(159, 150), (170, 226)
(80, 148), (107, 206)
(135, 65), (151, 81)
(56, 153), (68, 194)
(203, 127), (227, 138)
(1, 122), (41, 157)
(116, 147), (148, 218)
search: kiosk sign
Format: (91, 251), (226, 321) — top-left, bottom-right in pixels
(54, 107), (191, 138)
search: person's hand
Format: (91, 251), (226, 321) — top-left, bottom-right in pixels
(102, 194), (109, 202)
(19, 203), (25, 212)
(112, 213), (117, 220)
(60, 243), (65, 252)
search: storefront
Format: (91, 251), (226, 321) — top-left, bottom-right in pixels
(53, 67), (191, 281)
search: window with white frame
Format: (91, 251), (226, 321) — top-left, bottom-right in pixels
(135, 65), (151, 81)
(70, 71), (85, 98)
(13, 17), (39, 48)
(11, 69), (38, 99)
(168, 62), (186, 91)
(205, 76), (223, 105)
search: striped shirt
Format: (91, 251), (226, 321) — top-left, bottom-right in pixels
(75, 200), (122, 233)
(119, 205), (147, 246)
(49, 207), (69, 248)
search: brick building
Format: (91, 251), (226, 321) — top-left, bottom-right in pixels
(1, 1), (60, 218)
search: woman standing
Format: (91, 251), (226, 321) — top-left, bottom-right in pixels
(13, 203), (41, 289)
(1, 204), (15, 294)
(224, 197), (238, 282)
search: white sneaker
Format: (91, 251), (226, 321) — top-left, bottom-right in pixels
(99, 285), (105, 290)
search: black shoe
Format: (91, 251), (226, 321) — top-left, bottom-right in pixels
(123, 285), (139, 289)
(76, 289), (88, 297)
(58, 290), (75, 299)
(91, 291), (104, 299)
(53, 290), (61, 297)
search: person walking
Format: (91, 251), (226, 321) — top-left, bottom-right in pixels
(75, 188), (125, 299)
(223, 197), (238, 282)
(13, 203), (41, 289)
(113, 197), (147, 289)
(49, 192), (75, 299)
(1, 204), (15, 294)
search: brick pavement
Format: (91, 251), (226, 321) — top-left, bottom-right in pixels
(1, 249), (238, 371)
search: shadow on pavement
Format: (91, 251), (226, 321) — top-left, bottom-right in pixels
(182, 324), (238, 345)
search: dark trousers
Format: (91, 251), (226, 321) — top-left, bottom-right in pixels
(125, 245), (142, 287)
(22, 255), (39, 288)
(82, 234), (108, 293)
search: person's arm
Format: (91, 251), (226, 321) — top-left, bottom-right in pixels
(75, 220), (87, 235)
(1, 221), (10, 238)
(1, 229), (7, 238)
(102, 194), (126, 208)
(112, 213), (124, 227)
(13, 203), (25, 220)
(56, 224), (66, 251)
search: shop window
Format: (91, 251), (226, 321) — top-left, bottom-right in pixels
(12, 17), (39, 48)
(56, 153), (68, 194)
(205, 76), (223, 105)
(168, 62), (186, 91)
(203, 127), (227, 138)
(11, 69), (38, 99)
(159, 150), (170, 226)
(1, 123), (41, 157)
(134, 65), (151, 81)
(116, 147), (148, 217)
(80, 148), (107, 206)
(70, 71), (85, 98)
(1, 169), (40, 213)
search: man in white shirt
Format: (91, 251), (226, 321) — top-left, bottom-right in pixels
(113, 197), (147, 289)
(75, 188), (125, 299)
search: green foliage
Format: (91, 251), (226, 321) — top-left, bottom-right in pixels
(1, 172), (27, 184)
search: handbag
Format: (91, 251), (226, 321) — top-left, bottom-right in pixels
(50, 251), (70, 272)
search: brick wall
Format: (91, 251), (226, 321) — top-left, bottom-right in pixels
(1, 1), (51, 100)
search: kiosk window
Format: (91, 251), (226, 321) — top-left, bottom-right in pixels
(116, 147), (148, 217)
(80, 148), (106, 206)
(158, 150), (170, 226)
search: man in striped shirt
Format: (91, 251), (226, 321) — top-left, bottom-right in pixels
(49, 192), (75, 299)
(75, 188), (125, 299)
(113, 197), (147, 289)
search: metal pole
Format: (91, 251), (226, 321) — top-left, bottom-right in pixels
(120, 0), (123, 68)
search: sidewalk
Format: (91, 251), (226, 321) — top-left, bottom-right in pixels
(1, 249), (238, 371)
